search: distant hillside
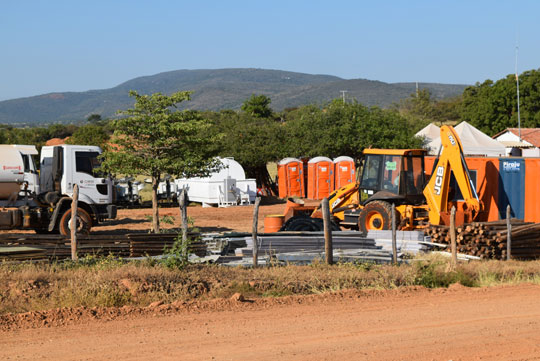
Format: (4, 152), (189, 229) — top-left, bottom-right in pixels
(0, 68), (467, 125)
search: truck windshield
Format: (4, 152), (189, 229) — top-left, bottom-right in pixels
(76, 151), (102, 177)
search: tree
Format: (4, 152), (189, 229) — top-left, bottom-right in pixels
(283, 99), (422, 160)
(47, 124), (77, 139)
(66, 124), (110, 149)
(395, 89), (463, 130)
(102, 91), (221, 233)
(86, 114), (102, 124)
(241, 94), (273, 118)
(461, 69), (540, 135)
(208, 110), (286, 191)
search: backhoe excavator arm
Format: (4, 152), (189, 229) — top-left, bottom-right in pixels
(423, 125), (481, 225)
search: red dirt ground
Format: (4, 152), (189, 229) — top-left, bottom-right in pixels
(2, 284), (540, 360)
(94, 199), (319, 234)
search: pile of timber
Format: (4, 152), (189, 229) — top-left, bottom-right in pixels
(0, 232), (206, 261)
(425, 219), (540, 260)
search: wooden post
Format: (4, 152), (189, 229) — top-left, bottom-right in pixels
(450, 206), (457, 266)
(179, 189), (188, 242)
(391, 204), (397, 265)
(322, 198), (333, 265)
(252, 197), (261, 268)
(506, 205), (512, 260)
(71, 184), (79, 261)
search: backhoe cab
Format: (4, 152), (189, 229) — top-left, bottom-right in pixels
(328, 149), (429, 233)
(359, 149), (426, 204)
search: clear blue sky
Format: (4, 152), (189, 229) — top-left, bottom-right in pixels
(1, 0), (538, 101)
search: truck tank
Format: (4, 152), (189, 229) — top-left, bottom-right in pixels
(0, 146), (25, 199)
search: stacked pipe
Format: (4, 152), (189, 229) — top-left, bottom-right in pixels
(425, 219), (540, 260)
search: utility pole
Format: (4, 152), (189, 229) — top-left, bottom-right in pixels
(515, 42), (521, 141)
(340, 90), (348, 104)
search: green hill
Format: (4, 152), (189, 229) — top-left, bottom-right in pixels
(0, 68), (467, 125)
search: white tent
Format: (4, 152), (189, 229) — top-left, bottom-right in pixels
(415, 123), (441, 144)
(426, 121), (506, 157)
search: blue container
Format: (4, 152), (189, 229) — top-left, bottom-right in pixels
(498, 158), (525, 220)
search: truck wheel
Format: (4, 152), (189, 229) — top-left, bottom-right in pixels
(358, 201), (399, 234)
(59, 208), (92, 236)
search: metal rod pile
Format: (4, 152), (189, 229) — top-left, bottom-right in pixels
(0, 232), (205, 260)
(239, 231), (379, 258)
(425, 219), (540, 260)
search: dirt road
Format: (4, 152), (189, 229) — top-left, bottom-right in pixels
(3, 284), (540, 360)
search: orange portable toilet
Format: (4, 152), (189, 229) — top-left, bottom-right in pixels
(277, 158), (305, 198)
(333, 156), (355, 189)
(307, 156), (334, 199)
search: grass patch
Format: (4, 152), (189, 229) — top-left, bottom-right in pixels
(2, 255), (540, 314)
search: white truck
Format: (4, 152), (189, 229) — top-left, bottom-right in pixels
(0, 144), (116, 235)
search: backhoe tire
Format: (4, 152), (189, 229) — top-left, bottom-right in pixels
(280, 215), (341, 232)
(358, 201), (400, 234)
(59, 208), (92, 236)
(34, 228), (55, 235)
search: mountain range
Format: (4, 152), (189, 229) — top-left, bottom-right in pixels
(0, 68), (468, 125)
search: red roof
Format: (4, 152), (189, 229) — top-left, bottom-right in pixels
(503, 128), (540, 148)
(45, 137), (70, 146)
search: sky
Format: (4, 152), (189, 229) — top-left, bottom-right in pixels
(1, 0), (538, 101)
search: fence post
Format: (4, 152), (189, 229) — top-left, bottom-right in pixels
(391, 204), (397, 265)
(322, 198), (333, 265)
(71, 184), (79, 261)
(179, 189), (188, 242)
(506, 204), (512, 260)
(252, 197), (261, 268)
(450, 206), (457, 266)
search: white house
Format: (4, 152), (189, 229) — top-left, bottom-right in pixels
(493, 128), (540, 157)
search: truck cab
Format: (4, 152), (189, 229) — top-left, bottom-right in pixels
(40, 145), (116, 227)
(0, 144), (116, 235)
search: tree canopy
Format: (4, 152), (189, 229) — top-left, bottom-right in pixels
(461, 69), (540, 135)
(241, 94), (273, 118)
(102, 90), (221, 232)
(66, 124), (110, 149)
(283, 99), (423, 159)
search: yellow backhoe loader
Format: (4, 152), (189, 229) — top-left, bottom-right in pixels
(281, 125), (482, 233)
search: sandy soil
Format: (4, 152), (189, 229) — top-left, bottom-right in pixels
(2, 284), (540, 360)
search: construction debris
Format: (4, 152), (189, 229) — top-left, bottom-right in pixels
(6, 218), (540, 264)
(209, 230), (441, 266)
